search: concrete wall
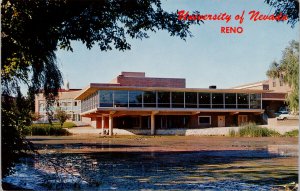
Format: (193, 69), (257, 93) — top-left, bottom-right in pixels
(113, 127), (239, 136)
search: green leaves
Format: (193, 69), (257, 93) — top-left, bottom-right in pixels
(264, 0), (299, 28)
(2, 0), (195, 99)
(54, 108), (70, 128)
(1, 0), (196, 177)
(267, 40), (299, 113)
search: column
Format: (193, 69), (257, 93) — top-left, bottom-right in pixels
(151, 113), (155, 135)
(101, 116), (105, 135)
(109, 114), (113, 136)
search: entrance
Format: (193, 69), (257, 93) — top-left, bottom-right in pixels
(218, 116), (225, 127)
(238, 115), (248, 126)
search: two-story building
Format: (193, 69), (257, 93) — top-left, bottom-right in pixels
(35, 83), (82, 122)
(74, 72), (265, 135)
(35, 71), (293, 135)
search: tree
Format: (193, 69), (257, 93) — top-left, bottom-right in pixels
(54, 109), (69, 128)
(266, 40), (299, 113)
(265, 0), (299, 28)
(2, 0), (197, 177)
(1, 89), (34, 177)
(2, 0), (196, 99)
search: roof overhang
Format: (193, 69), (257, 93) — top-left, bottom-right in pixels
(81, 107), (264, 117)
(262, 98), (286, 101)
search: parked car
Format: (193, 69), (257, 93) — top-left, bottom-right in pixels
(276, 113), (299, 120)
(275, 107), (290, 117)
(274, 110), (289, 117)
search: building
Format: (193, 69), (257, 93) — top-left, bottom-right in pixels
(35, 72), (293, 135)
(35, 86), (82, 122)
(74, 72), (265, 135)
(232, 77), (291, 117)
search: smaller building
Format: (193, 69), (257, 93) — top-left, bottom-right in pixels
(232, 77), (291, 117)
(35, 87), (82, 122)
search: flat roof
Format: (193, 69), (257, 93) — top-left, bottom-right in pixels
(231, 80), (269, 89)
(74, 83), (270, 100)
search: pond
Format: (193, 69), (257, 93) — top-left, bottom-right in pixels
(3, 150), (298, 190)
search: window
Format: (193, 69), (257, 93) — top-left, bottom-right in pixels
(143, 91), (156, 107)
(279, 74), (284, 86)
(212, 93), (223, 108)
(74, 101), (77, 106)
(158, 92), (170, 108)
(225, 93), (236, 108)
(250, 94), (261, 109)
(171, 92), (184, 108)
(198, 116), (211, 125)
(39, 103), (45, 112)
(185, 92), (197, 108)
(129, 91), (143, 107)
(99, 90), (113, 107)
(114, 90), (128, 107)
(198, 93), (210, 108)
(272, 81), (276, 87)
(237, 93), (249, 108)
(279, 81), (283, 86)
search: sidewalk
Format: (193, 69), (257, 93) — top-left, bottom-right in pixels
(66, 126), (102, 134)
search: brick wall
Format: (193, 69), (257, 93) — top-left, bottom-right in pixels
(262, 93), (286, 100)
(117, 76), (186, 88)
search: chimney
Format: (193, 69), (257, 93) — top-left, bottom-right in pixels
(209, 85), (217, 89)
(64, 80), (70, 91)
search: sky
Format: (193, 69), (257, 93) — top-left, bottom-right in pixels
(55, 0), (299, 90)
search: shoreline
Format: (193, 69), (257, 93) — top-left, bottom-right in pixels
(27, 135), (298, 155)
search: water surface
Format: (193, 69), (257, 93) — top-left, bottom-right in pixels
(3, 150), (298, 190)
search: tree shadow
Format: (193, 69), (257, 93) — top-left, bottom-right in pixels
(44, 150), (297, 189)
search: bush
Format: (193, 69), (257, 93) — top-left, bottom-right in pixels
(229, 129), (237, 137)
(31, 122), (76, 128)
(284, 130), (299, 137)
(230, 123), (280, 137)
(24, 125), (71, 136)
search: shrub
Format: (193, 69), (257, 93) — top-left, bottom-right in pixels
(24, 125), (71, 136)
(231, 123), (280, 137)
(54, 108), (69, 127)
(31, 122), (76, 128)
(284, 130), (299, 137)
(229, 129), (237, 137)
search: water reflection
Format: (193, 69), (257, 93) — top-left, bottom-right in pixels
(3, 151), (298, 190)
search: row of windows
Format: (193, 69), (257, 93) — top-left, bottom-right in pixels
(81, 90), (261, 112)
(272, 75), (284, 87)
(39, 100), (81, 112)
(82, 91), (99, 112)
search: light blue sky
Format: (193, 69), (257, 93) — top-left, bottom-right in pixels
(56, 0), (299, 90)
